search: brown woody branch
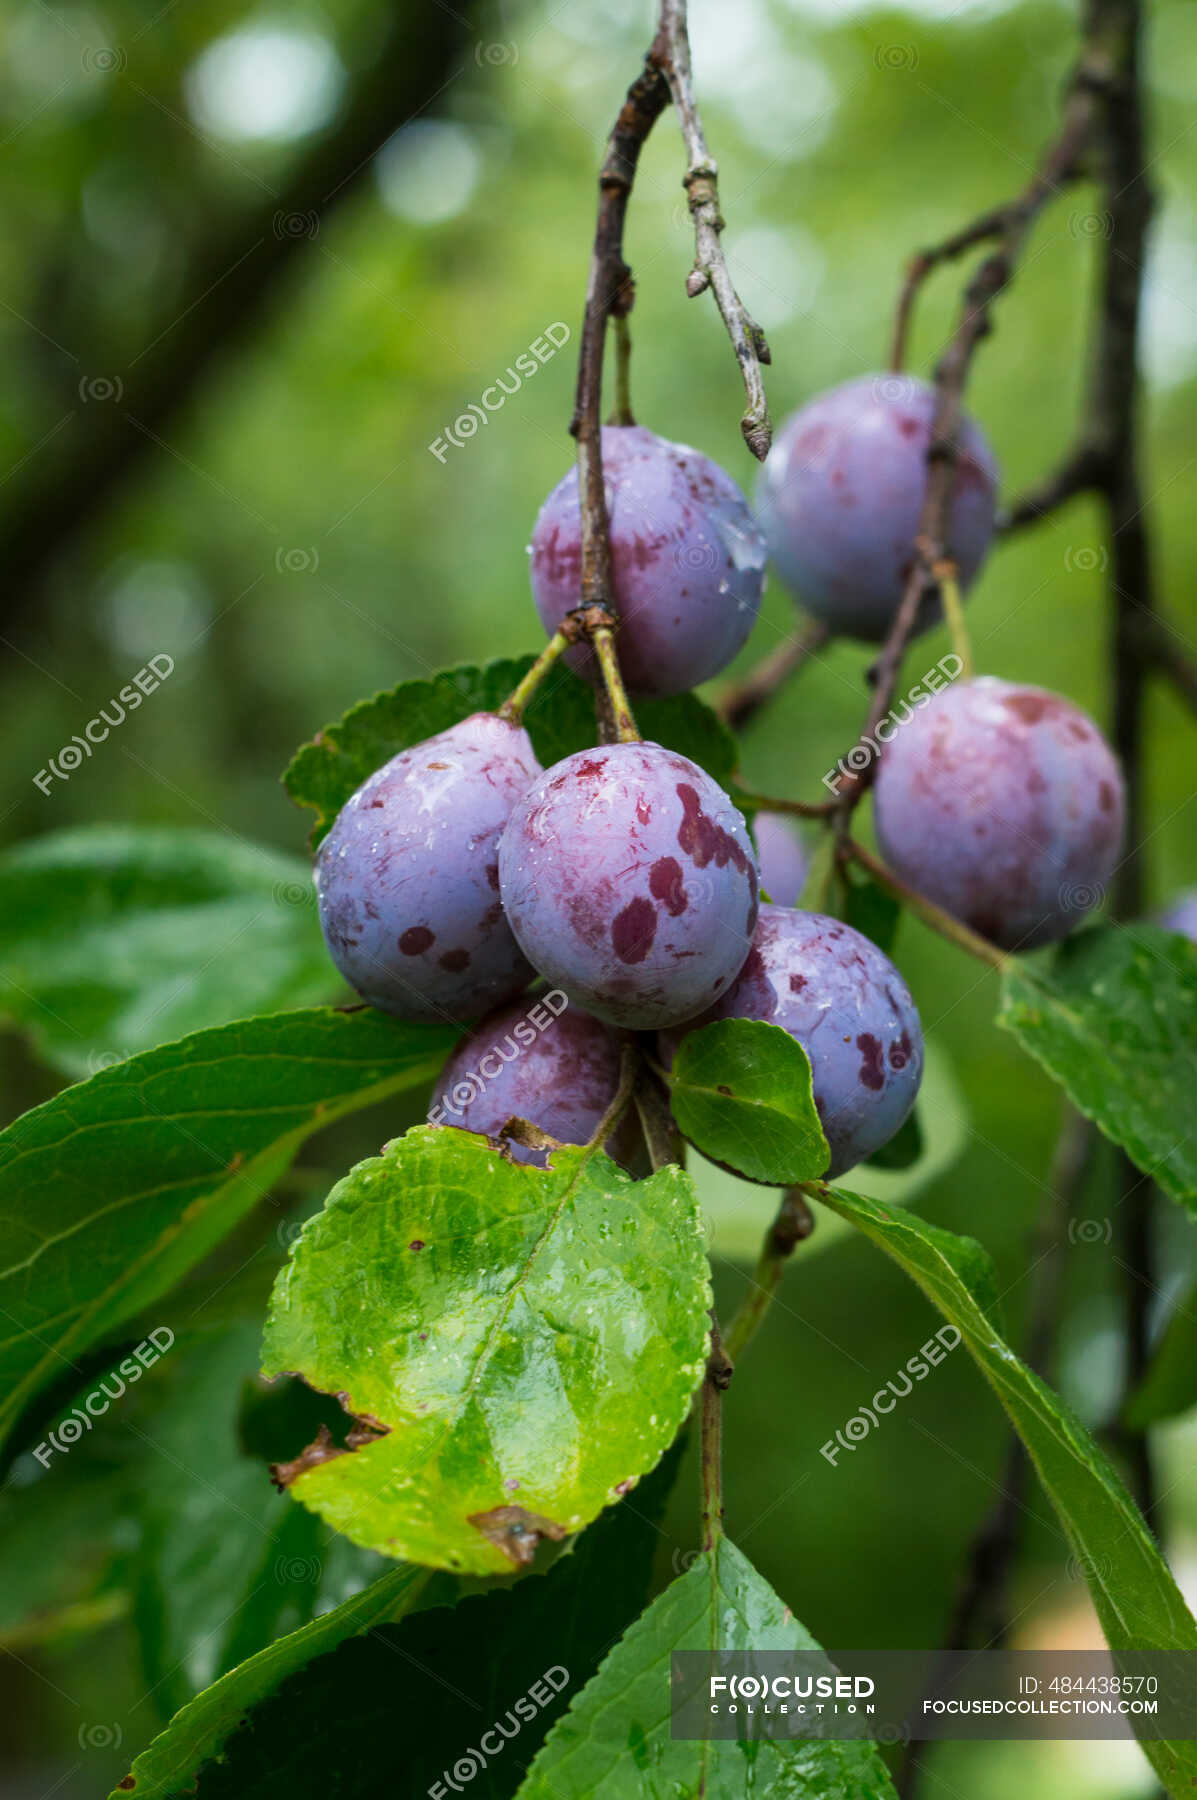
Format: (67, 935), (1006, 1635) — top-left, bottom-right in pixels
(652, 0), (772, 460)
(569, 55), (671, 616)
(824, 27), (1116, 821)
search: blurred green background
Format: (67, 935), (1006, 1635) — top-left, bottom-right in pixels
(1, 0), (1195, 1794)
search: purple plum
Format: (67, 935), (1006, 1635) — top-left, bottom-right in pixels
(663, 905), (923, 1177)
(498, 741), (759, 1029)
(529, 425), (766, 697)
(873, 677), (1125, 950)
(753, 812), (810, 907)
(428, 992), (644, 1171)
(757, 375), (998, 641)
(316, 712), (541, 1022)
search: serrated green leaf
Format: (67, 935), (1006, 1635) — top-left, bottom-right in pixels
(998, 924), (1197, 1209)
(0, 826), (334, 1078)
(135, 1443), (684, 1800)
(816, 1181), (1197, 1799)
(517, 1537), (898, 1799)
(0, 1008), (457, 1447)
(110, 1560), (431, 1800)
(262, 1127), (711, 1574)
(1125, 1275), (1197, 1429)
(284, 656), (738, 847)
(667, 1018), (830, 1185)
(694, 1043), (966, 1262)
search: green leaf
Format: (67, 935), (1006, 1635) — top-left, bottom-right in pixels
(692, 1042), (966, 1262)
(998, 924), (1197, 1209)
(666, 1018), (830, 1185)
(134, 1444), (684, 1800)
(262, 1127), (711, 1574)
(110, 1561), (432, 1800)
(518, 1537), (898, 1799)
(1125, 1275), (1197, 1429)
(132, 1315), (327, 1718)
(0, 1007), (457, 1447)
(0, 826), (334, 1078)
(284, 656), (738, 847)
(816, 1181), (1197, 1799)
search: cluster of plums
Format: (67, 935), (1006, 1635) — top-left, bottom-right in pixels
(314, 375), (1128, 1178)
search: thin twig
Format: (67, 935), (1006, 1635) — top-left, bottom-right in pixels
(717, 621), (830, 734)
(1145, 624), (1197, 714)
(723, 1190), (815, 1364)
(569, 53), (670, 615)
(700, 1313), (733, 1552)
(842, 839), (1012, 971)
(833, 37), (1114, 822)
(498, 628), (572, 723)
(999, 444), (1106, 534)
(890, 44), (1108, 378)
(1086, 0), (1158, 1532)
(609, 315), (635, 426)
(651, 0), (772, 459)
(732, 788), (837, 822)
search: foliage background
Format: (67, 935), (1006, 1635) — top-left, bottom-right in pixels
(1, 0), (1195, 1794)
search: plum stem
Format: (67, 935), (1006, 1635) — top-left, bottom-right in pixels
(591, 624), (642, 743)
(497, 629), (572, 724)
(583, 1038), (641, 1163)
(732, 787), (837, 822)
(843, 839), (1013, 973)
(722, 1189), (816, 1365)
(608, 316), (635, 427)
(936, 568), (973, 678)
(632, 1064), (684, 1171)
